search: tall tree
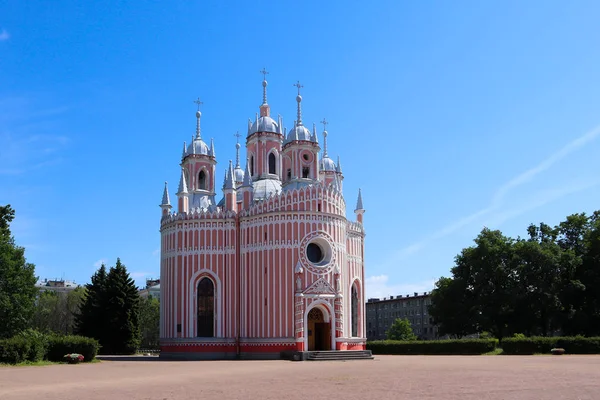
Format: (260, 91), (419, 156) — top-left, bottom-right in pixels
(76, 264), (108, 343)
(32, 287), (86, 334)
(103, 258), (141, 354)
(0, 205), (38, 338)
(139, 296), (160, 349)
(428, 276), (477, 338)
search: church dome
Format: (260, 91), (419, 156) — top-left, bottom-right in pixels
(320, 156), (336, 172)
(252, 178), (282, 200)
(186, 137), (210, 156)
(233, 166), (245, 183)
(286, 124), (312, 142)
(250, 116), (279, 135)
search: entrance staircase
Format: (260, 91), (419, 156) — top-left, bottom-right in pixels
(307, 350), (373, 361)
(281, 350), (373, 361)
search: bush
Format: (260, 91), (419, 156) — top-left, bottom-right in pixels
(15, 329), (48, 362)
(501, 336), (600, 355)
(0, 336), (32, 364)
(367, 339), (498, 355)
(46, 335), (99, 362)
(0, 330), (48, 364)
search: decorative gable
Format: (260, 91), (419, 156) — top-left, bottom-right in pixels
(303, 278), (335, 295)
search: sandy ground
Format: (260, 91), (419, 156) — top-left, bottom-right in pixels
(1, 355), (599, 400)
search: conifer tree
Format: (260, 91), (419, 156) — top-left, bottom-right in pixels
(75, 264), (108, 343)
(103, 258), (141, 354)
(0, 205), (38, 338)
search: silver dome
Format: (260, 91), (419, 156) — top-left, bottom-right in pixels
(320, 156), (336, 172)
(252, 179), (282, 200)
(286, 124), (311, 142)
(186, 138), (210, 156)
(233, 166), (245, 183)
(250, 116), (279, 135)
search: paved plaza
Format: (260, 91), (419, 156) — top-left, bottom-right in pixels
(1, 355), (599, 400)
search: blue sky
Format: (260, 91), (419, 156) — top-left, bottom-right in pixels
(1, 1), (599, 297)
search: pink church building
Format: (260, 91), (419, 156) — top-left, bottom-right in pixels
(159, 74), (366, 359)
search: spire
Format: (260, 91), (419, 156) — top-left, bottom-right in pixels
(336, 155), (342, 173)
(182, 141), (187, 158)
(241, 158), (253, 187)
(355, 188), (364, 211)
(178, 168), (188, 194)
(223, 160), (236, 190)
(234, 132), (241, 168)
(260, 68), (269, 105)
(161, 181), (171, 205)
(247, 118), (252, 136)
(209, 138), (215, 158)
(293, 81), (304, 125)
(193, 97), (203, 140)
(320, 118), (329, 157)
(191, 135), (195, 155)
(312, 123), (318, 143)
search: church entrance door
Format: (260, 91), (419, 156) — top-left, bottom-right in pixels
(307, 307), (331, 351)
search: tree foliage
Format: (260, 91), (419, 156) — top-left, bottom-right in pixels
(139, 296), (160, 349)
(76, 258), (140, 354)
(386, 318), (417, 341)
(429, 211), (600, 338)
(31, 287), (86, 335)
(0, 205), (38, 339)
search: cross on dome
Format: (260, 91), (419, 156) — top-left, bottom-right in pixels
(193, 97), (203, 139)
(260, 68), (269, 105)
(320, 118), (329, 157)
(293, 81), (304, 125)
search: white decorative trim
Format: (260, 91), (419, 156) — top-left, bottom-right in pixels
(303, 278), (335, 295)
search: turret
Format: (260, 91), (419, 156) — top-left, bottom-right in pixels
(282, 81), (320, 189)
(239, 158), (254, 209)
(177, 168), (189, 213)
(160, 181), (172, 217)
(354, 188), (365, 224)
(222, 160), (237, 211)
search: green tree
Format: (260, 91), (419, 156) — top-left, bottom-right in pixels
(139, 296), (160, 349)
(0, 205), (38, 338)
(32, 287), (86, 334)
(76, 264), (108, 344)
(386, 318), (417, 341)
(429, 276), (477, 338)
(103, 258), (141, 354)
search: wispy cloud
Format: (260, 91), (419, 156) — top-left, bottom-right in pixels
(366, 275), (434, 299)
(130, 271), (153, 279)
(151, 247), (160, 257)
(93, 259), (107, 268)
(393, 123), (600, 259)
(0, 29), (9, 42)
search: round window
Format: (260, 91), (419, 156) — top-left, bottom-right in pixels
(302, 154), (309, 161)
(306, 243), (324, 263)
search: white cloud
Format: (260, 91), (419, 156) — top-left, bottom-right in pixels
(0, 29), (9, 41)
(365, 274), (434, 299)
(93, 259), (107, 268)
(130, 271), (153, 279)
(151, 247), (160, 257)
(393, 123), (600, 259)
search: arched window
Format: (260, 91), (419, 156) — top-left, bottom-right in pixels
(197, 278), (214, 337)
(250, 155), (254, 176)
(198, 170), (207, 190)
(351, 284), (359, 337)
(268, 152), (276, 175)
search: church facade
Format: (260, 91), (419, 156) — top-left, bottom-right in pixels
(159, 74), (366, 359)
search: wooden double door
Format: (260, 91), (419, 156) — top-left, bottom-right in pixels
(307, 308), (331, 351)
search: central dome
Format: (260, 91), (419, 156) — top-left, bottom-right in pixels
(186, 138), (210, 156)
(250, 116), (279, 135)
(320, 156), (336, 172)
(286, 124), (311, 142)
(252, 179), (282, 200)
